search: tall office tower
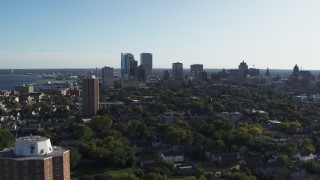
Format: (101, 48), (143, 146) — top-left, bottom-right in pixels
(140, 53), (153, 77)
(238, 61), (248, 78)
(129, 60), (138, 77)
(190, 64), (203, 72)
(0, 136), (70, 180)
(82, 76), (99, 117)
(136, 65), (146, 82)
(172, 62), (183, 79)
(101, 66), (114, 88)
(190, 64), (204, 80)
(121, 53), (135, 76)
(163, 70), (170, 80)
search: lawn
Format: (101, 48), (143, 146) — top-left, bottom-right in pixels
(71, 165), (134, 179)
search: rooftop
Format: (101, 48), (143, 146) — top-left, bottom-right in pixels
(16, 135), (48, 142)
(0, 146), (68, 161)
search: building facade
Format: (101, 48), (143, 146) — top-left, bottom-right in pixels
(101, 66), (114, 89)
(172, 62), (183, 79)
(190, 64), (204, 81)
(82, 76), (99, 117)
(0, 136), (70, 180)
(129, 60), (138, 77)
(121, 53), (135, 76)
(140, 53), (153, 77)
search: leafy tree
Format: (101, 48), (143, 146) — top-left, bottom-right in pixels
(68, 147), (82, 168)
(277, 155), (292, 169)
(143, 172), (167, 180)
(89, 115), (112, 132)
(302, 138), (316, 152)
(72, 123), (93, 140)
(116, 173), (138, 180)
(0, 128), (14, 150)
(194, 167), (205, 179)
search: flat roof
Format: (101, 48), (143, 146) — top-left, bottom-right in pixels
(0, 146), (69, 161)
(16, 136), (48, 142)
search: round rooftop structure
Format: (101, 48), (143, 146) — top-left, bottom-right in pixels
(14, 136), (53, 156)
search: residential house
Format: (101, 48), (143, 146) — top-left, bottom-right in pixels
(161, 150), (184, 163)
(295, 151), (317, 162)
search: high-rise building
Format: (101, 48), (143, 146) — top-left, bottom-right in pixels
(136, 65), (146, 82)
(0, 136), (70, 180)
(190, 64), (203, 72)
(140, 53), (153, 77)
(238, 61), (248, 78)
(121, 53), (135, 76)
(190, 64), (204, 81)
(129, 60), (138, 77)
(82, 76), (99, 117)
(172, 62), (183, 79)
(101, 66), (114, 88)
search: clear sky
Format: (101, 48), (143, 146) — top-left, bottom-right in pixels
(1, 0), (320, 69)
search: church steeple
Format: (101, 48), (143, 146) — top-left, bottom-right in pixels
(266, 68), (270, 76)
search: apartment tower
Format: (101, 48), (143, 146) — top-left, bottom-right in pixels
(0, 136), (70, 180)
(101, 66), (114, 89)
(82, 76), (99, 117)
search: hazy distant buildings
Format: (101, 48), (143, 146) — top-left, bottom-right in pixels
(129, 60), (138, 77)
(190, 64), (203, 73)
(0, 136), (70, 180)
(140, 53), (153, 77)
(190, 64), (204, 81)
(163, 70), (170, 80)
(172, 62), (183, 79)
(121, 53), (135, 76)
(82, 76), (99, 117)
(101, 66), (114, 88)
(136, 65), (146, 82)
(238, 61), (249, 78)
(15, 84), (34, 93)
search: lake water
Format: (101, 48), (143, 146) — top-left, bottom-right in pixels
(0, 74), (41, 90)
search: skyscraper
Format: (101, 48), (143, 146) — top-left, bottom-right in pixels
(129, 60), (138, 77)
(140, 53), (153, 77)
(82, 76), (99, 117)
(172, 62), (183, 79)
(190, 64), (204, 81)
(101, 66), (114, 88)
(238, 61), (248, 78)
(121, 53), (135, 76)
(136, 65), (146, 82)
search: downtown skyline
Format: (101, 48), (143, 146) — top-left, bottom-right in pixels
(1, 0), (320, 70)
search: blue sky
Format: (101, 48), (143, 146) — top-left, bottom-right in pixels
(1, 0), (320, 69)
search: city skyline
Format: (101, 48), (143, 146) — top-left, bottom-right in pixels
(1, 1), (320, 69)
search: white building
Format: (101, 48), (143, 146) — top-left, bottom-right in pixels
(295, 152), (317, 162)
(161, 150), (184, 163)
(140, 53), (153, 77)
(14, 136), (53, 156)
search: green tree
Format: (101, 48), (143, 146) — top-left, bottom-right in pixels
(116, 173), (138, 180)
(72, 124), (93, 140)
(90, 115), (113, 132)
(143, 172), (167, 180)
(194, 167), (205, 179)
(0, 128), (14, 150)
(68, 147), (82, 168)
